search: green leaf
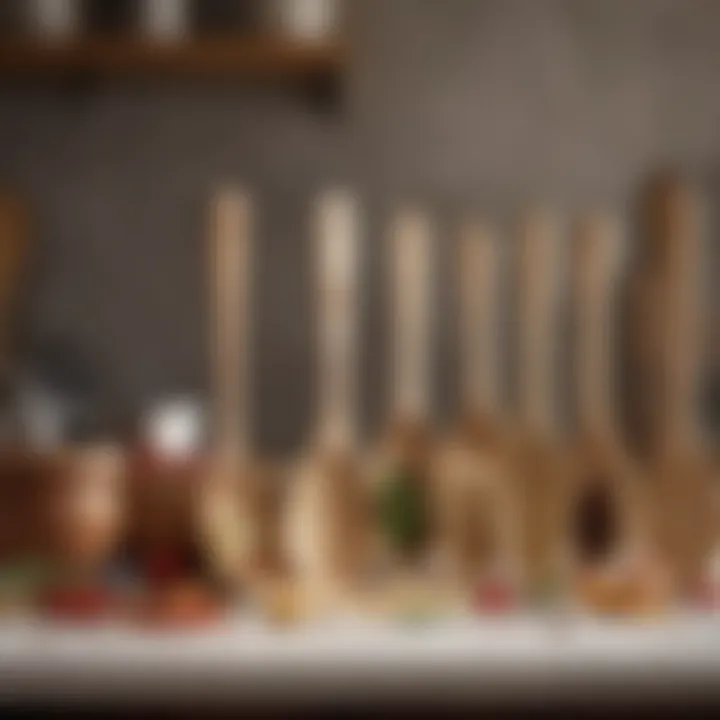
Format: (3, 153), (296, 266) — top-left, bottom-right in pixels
(376, 469), (430, 557)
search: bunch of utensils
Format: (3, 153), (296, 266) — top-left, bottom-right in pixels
(0, 172), (716, 629)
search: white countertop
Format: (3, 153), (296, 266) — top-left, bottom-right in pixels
(2, 614), (720, 705)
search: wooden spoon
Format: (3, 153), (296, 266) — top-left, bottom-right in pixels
(565, 213), (668, 616)
(646, 176), (718, 603)
(362, 207), (464, 618)
(199, 189), (271, 597)
(434, 219), (521, 602)
(511, 207), (568, 605)
(281, 190), (367, 618)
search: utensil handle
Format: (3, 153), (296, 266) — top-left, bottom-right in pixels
(661, 180), (705, 451)
(390, 208), (433, 421)
(315, 190), (359, 452)
(209, 189), (251, 456)
(517, 207), (561, 437)
(457, 219), (501, 417)
(573, 213), (623, 440)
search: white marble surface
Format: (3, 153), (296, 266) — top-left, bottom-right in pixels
(1, 614), (720, 703)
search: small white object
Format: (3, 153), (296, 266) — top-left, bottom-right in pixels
(27, 0), (81, 39)
(139, 0), (190, 42)
(268, 0), (340, 41)
(144, 398), (204, 461)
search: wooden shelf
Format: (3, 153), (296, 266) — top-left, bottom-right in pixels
(0, 36), (346, 83)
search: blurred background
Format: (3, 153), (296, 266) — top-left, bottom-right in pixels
(0, 0), (717, 455)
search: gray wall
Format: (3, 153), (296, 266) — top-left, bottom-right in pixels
(0, 0), (718, 452)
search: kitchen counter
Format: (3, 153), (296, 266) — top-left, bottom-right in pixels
(1, 614), (720, 706)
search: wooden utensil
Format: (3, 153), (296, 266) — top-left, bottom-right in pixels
(511, 207), (568, 603)
(646, 176), (718, 601)
(565, 213), (668, 615)
(199, 189), (271, 596)
(434, 219), (521, 598)
(369, 208), (438, 584)
(282, 190), (367, 615)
